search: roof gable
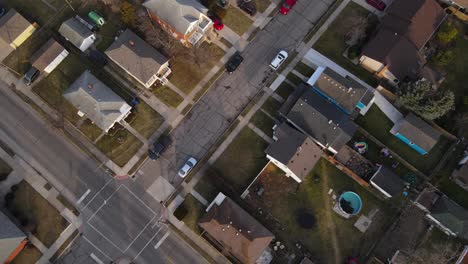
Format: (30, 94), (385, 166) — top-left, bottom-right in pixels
(0, 9), (32, 44)
(30, 39), (66, 71)
(59, 18), (93, 47)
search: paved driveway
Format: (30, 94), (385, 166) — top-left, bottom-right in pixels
(139, 0), (335, 193)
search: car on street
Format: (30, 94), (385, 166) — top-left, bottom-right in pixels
(365, 0), (386, 11)
(148, 136), (171, 160)
(270, 50), (288, 70)
(238, 0), (257, 16)
(23, 67), (40, 86)
(178, 157), (197, 178)
(226, 53), (244, 74)
(279, 0), (297, 15)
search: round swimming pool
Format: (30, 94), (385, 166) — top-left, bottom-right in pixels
(338, 191), (362, 215)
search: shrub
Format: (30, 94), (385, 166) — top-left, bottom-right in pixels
(437, 22), (458, 45)
(433, 50), (455, 67)
(348, 45), (362, 60)
(120, 1), (137, 26)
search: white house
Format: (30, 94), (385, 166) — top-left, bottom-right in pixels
(59, 18), (96, 52)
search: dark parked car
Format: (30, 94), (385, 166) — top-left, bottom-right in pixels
(23, 67), (40, 86)
(148, 136), (171, 160)
(226, 53), (244, 74)
(366, 0), (386, 11)
(238, 0), (257, 16)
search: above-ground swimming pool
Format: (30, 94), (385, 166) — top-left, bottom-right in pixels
(338, 191), (362, 215)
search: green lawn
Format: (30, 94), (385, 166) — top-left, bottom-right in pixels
(194, 68), (225, 102)
(173, 194), (206, 234)
(255, 0), (271, 13)
(194, 176), (219, 202)
(261, 97), (282, 118)
(169, 43), (225, 94)
(294, 62), (315, 77)
(0, 158), (12, 181)
(6, 181), (69, 248)
(78, 119), (103, 142)
(222, 6), (253, 36)
(251, 110), (275, 137)
(212, 127), (269, 193)
(152, 85), (184, 108)
(127, 101), (165, 138)
(275, 81), (295, 99)
(247, 160), (394, 264)
(313, 1), (378, 86)
(356, 105), (452, 174)
(96, 19), (121, 52)
(286, 72), (304, 86)
(95, 124), (143, 167)
(11, 243), (42, 264)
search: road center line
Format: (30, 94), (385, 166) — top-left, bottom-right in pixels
(154, 231), (171, 250)
(77, 189), (91, 205)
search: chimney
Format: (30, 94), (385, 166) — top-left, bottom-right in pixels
(129, 40), (135, 46)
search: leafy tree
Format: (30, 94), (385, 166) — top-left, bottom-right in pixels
(437, 22), (458, 45)
(120, 1), (136, 26)
(397, 79), (455, 120)
(433, 50), (455, 67)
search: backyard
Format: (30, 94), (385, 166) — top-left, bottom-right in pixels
(356, 105), (452, 175)
(5, 181), (69, 248)
(211, 127), (269, 194)
(244, 160), (395, 264)
(313, 1), (378, 86)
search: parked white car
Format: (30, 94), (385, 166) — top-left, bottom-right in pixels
(270, 50), (288, 70)
(178, 157), (198, 178)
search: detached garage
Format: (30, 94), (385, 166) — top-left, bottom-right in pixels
(30, 39), (69, 74)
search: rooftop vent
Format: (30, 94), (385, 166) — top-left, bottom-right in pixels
(129, 40), (135, 46)
(87, 84), (93, 90)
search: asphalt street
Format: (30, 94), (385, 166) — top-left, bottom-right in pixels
(0, 85), (207, 264)
(138, 0), (334, 190)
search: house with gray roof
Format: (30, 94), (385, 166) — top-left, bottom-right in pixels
(370, 166), (405, 198)
(279, 84), (358, 154)
(0, 210), (27, 263)
(0, 9), (37, 50)
(307, 66), (375, 115)
(415, 188), (468, 240)
(30, 39), (69, 74)
(105, 29), (171, 88)
(143, 0), (213, 47)
(451, 156), (468, 191)
(265, 123), (323, 183)
(390, 113), (441, 155)
(63, 71), (132, 132)
(59, 18), (96, 52)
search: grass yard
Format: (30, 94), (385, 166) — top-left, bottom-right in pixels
(246, 160), (394, 264)
(251, 110), (275, 137)
(152, 85), (184, 108)
(169, 43), (225, 94)
(95, 124), (143, 167)
(194, 68), (225, 102)
(95, 19), (121, 52)
(261, 96), (282, 118)
(286, 72), (304, 86)
(173, 194), (206, 234)
(212, 127), (269, 194)
(194, 176), (220, 202)
(294, 62), (315, 77)
(222, 6), (253, 36)
(78, 119), (103, 142)
(275, 81), (295, 99)
(356, 105), (452, 174)
(313, 1), (378, 86)
(127, 101), (165, 138)
(6, 181), (69, 247)
(255, 0), (271, 13)
(5, 0), (71, 27)
(0, 158), (12, 181)
(11, 243), (42, 264)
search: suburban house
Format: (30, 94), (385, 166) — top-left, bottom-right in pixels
(415, 188), (468, 240)
(390, 113), (441, 155)
(451, 157), (468, 191)
(369, 166), (406, 198)
(306, 66), (375, 115)
(359, 0), (446, 85)
(0, 210), (27, 264)
(63, 71), (132, 132)
(143, 0), (213, 48)
(59, 18), (96, 52)
(279, 84), (358, 154)
(0, 9), (37, 49)
(30, 39), (69, 74)
(105, 29), (171, 88)
(265, 123), (323, 183)
(199, 192), (274, 264)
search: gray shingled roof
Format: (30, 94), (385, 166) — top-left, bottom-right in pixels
(105, 29), (169, 85)
(143, 0), (208, 34)
(280, 84), (357, 152)
(430, 195), (468, 240)
(0, 210), (26, 263)
(59, 18), (93, 48)
(265, 123), (322, 181)
(0, 9), (32, 44)
(370, 166), (405, 197)
(63, 71), (131, 132)
(392, 113), (441, 152)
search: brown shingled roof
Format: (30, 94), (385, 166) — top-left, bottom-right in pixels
(199, 194), (274, 264)
(30, 39), (65, 71)
(0, 9), (32, 44)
